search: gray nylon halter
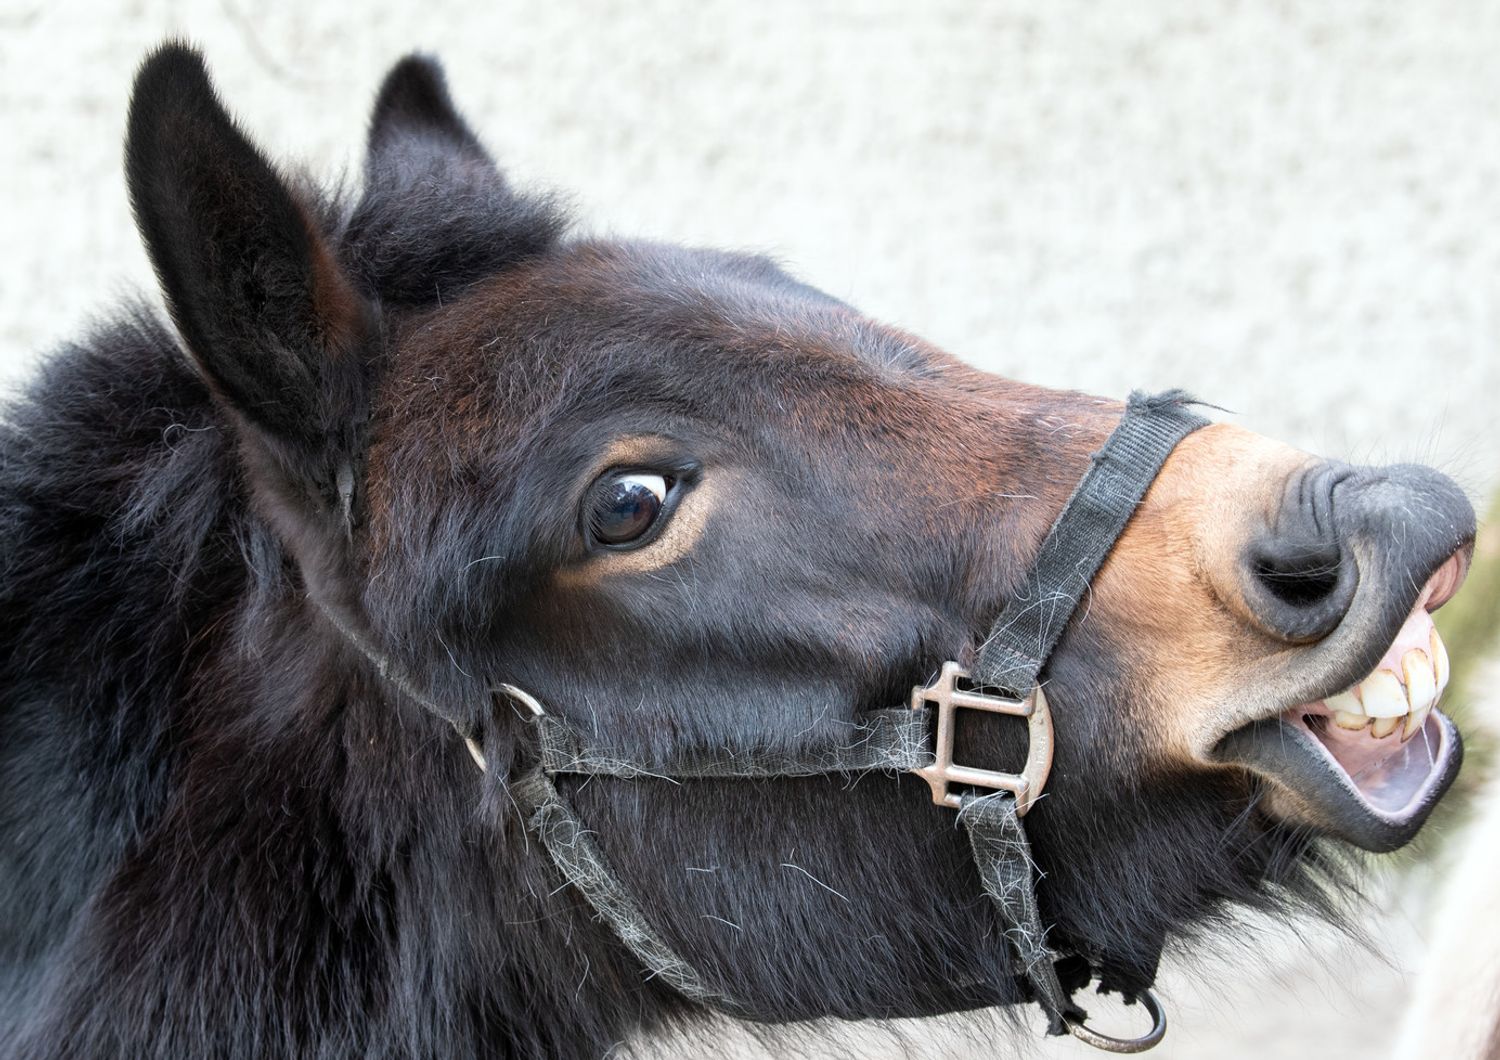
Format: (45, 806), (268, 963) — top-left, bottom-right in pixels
(321, 389), (1206, 1053)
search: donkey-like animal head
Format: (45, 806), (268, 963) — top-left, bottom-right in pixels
(124, 44), (1474, 1035)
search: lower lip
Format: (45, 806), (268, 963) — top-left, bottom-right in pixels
(1288, 707), (1454, 819)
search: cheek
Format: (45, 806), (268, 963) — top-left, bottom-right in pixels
(563, 768), (1009, 1020)
(1088, 540), (1255, 757)
(1041, 618), (1159, 779)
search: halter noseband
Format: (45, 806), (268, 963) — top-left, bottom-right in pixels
(323, 390), (1205, 1054)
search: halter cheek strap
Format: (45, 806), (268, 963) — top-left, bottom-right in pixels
(974, 389), (1212, 700)
(321, 390), (1205, 1053)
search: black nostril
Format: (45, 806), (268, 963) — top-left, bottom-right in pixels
(1243, 532), (1358, 642)
(1251, 549), (1344, 610)
(1238, 462), (1362, 642)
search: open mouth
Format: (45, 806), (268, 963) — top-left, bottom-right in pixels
(1216, 552), (1468, 852)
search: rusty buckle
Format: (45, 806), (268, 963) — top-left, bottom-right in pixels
(909, 660), (1055, 816)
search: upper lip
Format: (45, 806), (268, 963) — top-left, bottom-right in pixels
(1421, 549), (1469, 612)
(1257, 546), (1472, 728)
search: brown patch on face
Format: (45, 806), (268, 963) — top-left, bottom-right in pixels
(300, 205), (367, 358)
(359, 262), (551, 556)
(586, 435), (685, 476)
(1083, 424), (1318, 758)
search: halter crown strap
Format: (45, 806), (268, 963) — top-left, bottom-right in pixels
(974, 390), (1207, 698)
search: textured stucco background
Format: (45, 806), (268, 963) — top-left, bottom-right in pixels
(2, 2), (1498, 1057)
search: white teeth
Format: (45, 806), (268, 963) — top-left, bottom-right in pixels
(1320, 631), (1449, 742)
(1403, 701), (1433, 742)
(1325, 689), (1365, 717)
(1359, 670), (1409, 718)
(1403, 648), (1438, 715)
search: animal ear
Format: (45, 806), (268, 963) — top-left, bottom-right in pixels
(125, 44), (369, 497)
(346, 54), (564, 306)
(366, 54), (493, 170)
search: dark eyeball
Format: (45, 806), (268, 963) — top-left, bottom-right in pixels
(588, 472), (670, 547)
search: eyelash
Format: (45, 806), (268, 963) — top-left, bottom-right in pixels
(584, 470), (680, 551)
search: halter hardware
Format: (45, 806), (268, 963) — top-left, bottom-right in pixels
(910, 661), (1054, 815)
(1068, 985), (1168, 1053)
(462, 682), (547, 772)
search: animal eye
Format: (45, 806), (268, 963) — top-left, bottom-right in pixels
(587, 472), (672, 548)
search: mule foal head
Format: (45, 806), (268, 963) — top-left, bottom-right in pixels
(115, 42), (1474, 1046)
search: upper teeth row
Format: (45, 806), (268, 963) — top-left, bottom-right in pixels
(1327, 628), (1450, 741)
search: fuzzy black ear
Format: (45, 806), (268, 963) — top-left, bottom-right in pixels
(367, 54), (493, 168)
(126, 44), (369, 482)
(345, 55), (564, 307)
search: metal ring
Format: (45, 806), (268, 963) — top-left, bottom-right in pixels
(462, 736), (488, 772)
(461, 684), (550, 774)
(498, 683), (547, 718)
(1065, 986), (1167, 1053)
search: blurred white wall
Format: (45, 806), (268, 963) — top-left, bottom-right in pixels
(4, 1), (1499, 495)
(2, 2), (1498, 1057)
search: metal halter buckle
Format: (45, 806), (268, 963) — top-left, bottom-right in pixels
(910, 661), (1055, 815)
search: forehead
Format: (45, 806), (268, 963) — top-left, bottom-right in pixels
(365, 239), (1018, 524)
(390, 240), (946, 413)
